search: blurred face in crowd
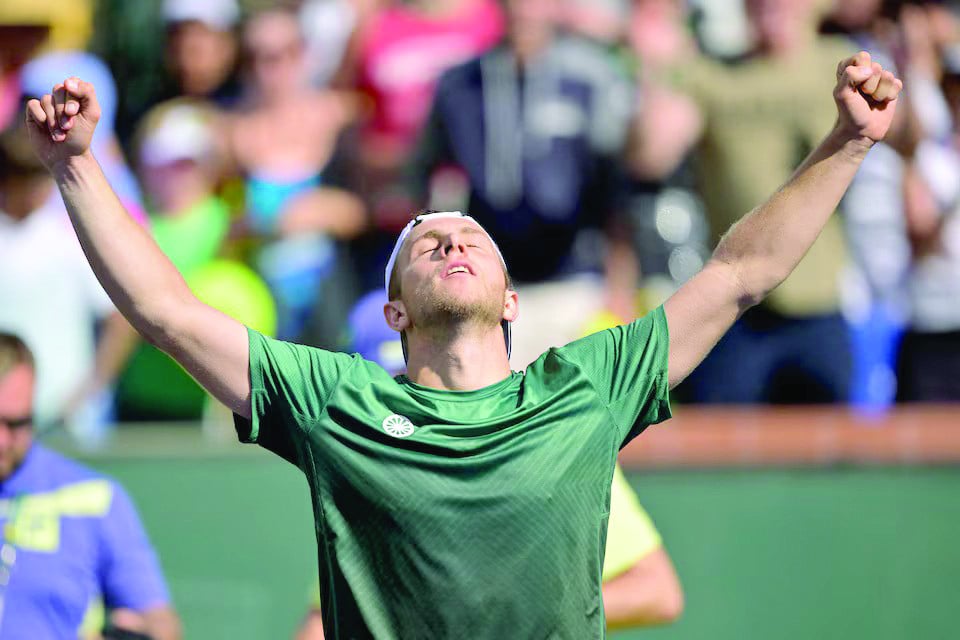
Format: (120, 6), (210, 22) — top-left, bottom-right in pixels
(391, 217), (514, 333)
(0, 363), (35, 481)
(745, 0), (818, 55)
(166, 20), (238, 97)
(243, 10), (308, 99)
(502, 0), (559, 53)
(142, 158), (213, 215)
(823, 0), (882, 31)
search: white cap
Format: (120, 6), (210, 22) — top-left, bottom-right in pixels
(384, 211), (512, 359)
(163, 0), (239, 31)
(139, 104), (216, 167)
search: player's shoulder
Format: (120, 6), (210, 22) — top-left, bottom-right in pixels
(541, 307), (668, 373)
(250, 330), (358, 369)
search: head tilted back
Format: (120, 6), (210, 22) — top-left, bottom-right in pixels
(384, 211), (512, 360)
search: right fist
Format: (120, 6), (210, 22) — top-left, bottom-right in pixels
(25, 76), (101, 171)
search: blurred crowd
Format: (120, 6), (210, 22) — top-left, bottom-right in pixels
(2, 0), (960, 441)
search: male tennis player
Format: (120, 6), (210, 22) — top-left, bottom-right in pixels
(25, 51), (900, 638)
(293, 293), (683, 639)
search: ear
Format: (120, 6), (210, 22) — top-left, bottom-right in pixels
(384, 300), (410, 332)
(502, 289), (519, 323)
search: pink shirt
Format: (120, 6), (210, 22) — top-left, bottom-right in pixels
(358, 0), (504, 155)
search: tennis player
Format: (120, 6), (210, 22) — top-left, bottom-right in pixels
(293, 293), (684, 638)
(25, 51), (900, 638)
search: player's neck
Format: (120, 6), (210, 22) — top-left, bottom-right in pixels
(404, 325), (512, 391)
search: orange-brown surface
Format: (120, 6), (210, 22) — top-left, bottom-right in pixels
(620, 405), (960, 468)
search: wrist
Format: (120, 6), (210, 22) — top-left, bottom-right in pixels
(50, 150), (97, 183)
(827, 124), (874, 162)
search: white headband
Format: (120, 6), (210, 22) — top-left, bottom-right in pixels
(383, 211), (511, 359)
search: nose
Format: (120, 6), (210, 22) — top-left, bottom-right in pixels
(441, 233), (468, 257)
(0, 424), (11, 452)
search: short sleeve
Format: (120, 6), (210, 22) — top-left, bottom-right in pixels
(234, 328), (357, 466)
(555, 307), (671, 445)
(602, 465), (662, 582)
(97, 483), (171, 611)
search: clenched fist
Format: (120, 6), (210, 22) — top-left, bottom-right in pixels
(834, 51), (903, 145)
(25, 76), (101, 171)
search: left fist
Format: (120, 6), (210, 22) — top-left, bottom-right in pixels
(834, 51), (903, 144)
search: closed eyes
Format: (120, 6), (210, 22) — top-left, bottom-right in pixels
(417, 243), (483, 256)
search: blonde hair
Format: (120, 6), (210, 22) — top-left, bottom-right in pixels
(0, 332), (34, 379)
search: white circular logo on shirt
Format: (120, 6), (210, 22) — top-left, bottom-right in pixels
(382, 414), (416, 438)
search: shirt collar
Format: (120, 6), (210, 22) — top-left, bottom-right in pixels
(0, 444), (44, 497)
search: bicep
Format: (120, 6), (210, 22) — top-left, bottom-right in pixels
(663, 260), (748, 389)
(160, 298), (252, 418)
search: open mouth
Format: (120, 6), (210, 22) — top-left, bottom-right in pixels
(442, 263), (474, 278)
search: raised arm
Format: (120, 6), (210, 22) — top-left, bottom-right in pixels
(25, 77), (252, 418)
(664, 52), (903, 388)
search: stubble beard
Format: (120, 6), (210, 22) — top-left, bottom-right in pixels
(409, 278), (505, 335)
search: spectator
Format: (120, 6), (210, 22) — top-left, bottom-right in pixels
(0, 0), (93, 129)
(355, 0), (505, 231)
(91, 0), (241, 146)
(633, 0), (857, 403)
(299, 0), (388, 89)
(227, 8), (365, 344)
(622, 0), (711, 307)
(0, 115), (136, 438)
(821, 1), (960, 404)
(357, 0), (504, 170)
(412, 0), (638, 368)
(114, 100), (278, 422)
(897, 41), (960, 402)
(0, 332), (181, 639)
(161, 0), (242, 106)
(819, 0), (916, 411)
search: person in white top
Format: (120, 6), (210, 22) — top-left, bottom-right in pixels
(0, 113), (136, 435)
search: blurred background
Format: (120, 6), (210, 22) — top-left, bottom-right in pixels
(2, 0), (960, 637)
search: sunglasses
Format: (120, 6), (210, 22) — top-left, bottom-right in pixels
(0, 415), (31, 429)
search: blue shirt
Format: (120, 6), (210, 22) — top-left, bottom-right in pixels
(0, 444), (170, 639)
(413, 39), (634, 282)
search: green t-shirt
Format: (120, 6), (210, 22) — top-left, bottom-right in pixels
(236, 308), (672, 639)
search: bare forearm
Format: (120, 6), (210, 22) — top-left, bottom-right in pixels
(52, 151), (194, 343)
(602, 548), (684, 629)
(713, 128), (872, 306)
(143, 607), (182, 640)
(107, 607), (181, 640)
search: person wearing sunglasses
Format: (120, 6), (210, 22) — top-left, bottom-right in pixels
(0, 332), (180, 640)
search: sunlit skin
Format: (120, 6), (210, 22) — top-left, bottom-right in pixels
(0, 364), (35, 481)
(384, 217), (519, 391)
